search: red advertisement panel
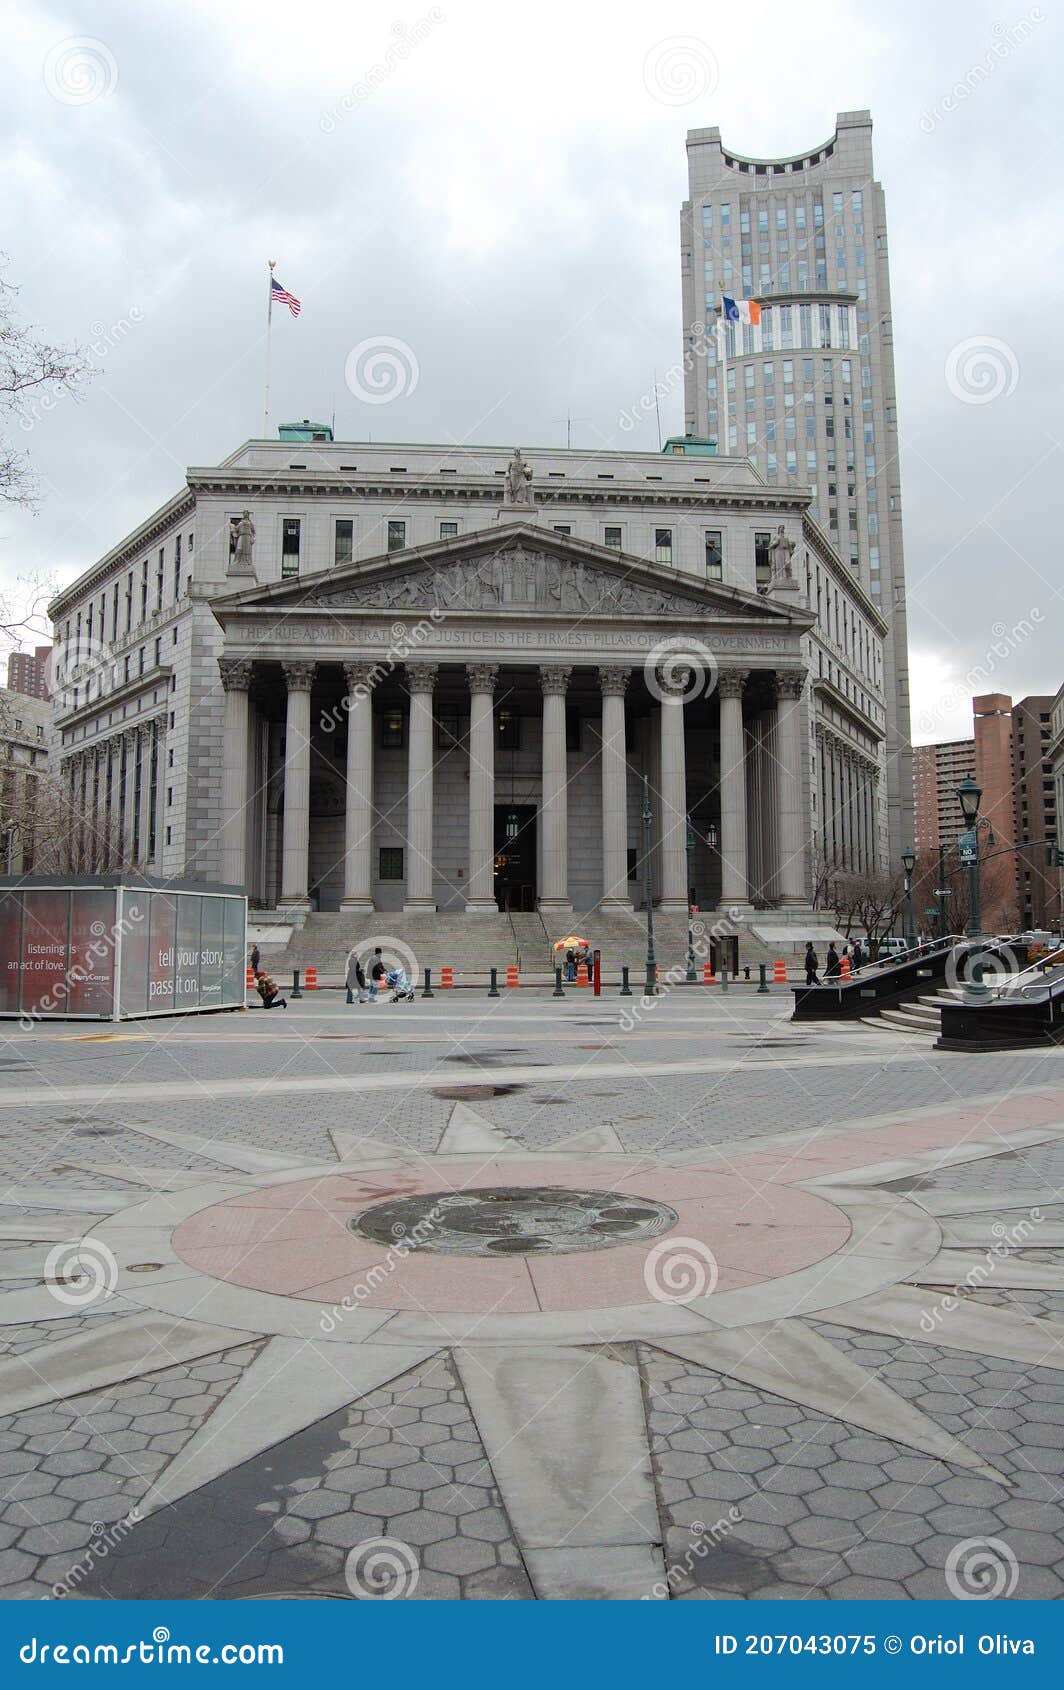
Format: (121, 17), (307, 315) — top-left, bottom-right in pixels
(17, 890), (71, 1017)
(147, 894), (178, 1012)
(67, 889), (119, 1016)
(0, 894), (23, 1015)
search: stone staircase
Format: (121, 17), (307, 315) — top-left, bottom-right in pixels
(867, 989), (958, 1037)
(264, 906), (787, 985)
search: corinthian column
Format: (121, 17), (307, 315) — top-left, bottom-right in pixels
(775, 668), (808, 905)
(279, 661), (315, 908)
(340, 662), (376, 913)
(404, 663), (438, 912)
(219, 658), (253, 889)
(718, 670), (750, 906)
(465, 663), (498, 914)
(598, 666), (632, 910)
(656, 668), (690, 911)
(538, 665), (572, 916)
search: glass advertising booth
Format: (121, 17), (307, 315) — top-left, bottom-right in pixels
(0, 877), (247, 1022)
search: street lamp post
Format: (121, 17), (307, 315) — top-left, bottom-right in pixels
(641, 774), (656, 997)
(901, 849), (917, 952)
(685, 814), (696, 983)
(956, 775), (987, 994)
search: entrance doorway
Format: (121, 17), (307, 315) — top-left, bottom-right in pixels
(493, 805), (537, 912)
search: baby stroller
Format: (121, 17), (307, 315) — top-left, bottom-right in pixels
(384, 967), (415, 1003)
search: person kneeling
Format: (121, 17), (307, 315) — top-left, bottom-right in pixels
(255, 971), (287, 1009)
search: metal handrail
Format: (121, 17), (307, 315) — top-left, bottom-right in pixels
(866, 934), (966, 970)
(993, 944), (1064, 997)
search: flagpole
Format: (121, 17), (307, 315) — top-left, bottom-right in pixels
(262, 259), (276, 438)
(717, 301), (728, 451)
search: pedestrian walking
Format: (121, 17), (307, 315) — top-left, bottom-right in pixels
(825, 943), (841, 978)
(851, 938), (864, 974)
(249, 943), (260, 976)
(255, 971), (287, 1009)
(803, 942), (821, 986)
(346, 952), (367, 1005)
(369, 947), (386, 1002)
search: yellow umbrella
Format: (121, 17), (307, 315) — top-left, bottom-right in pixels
(553, 935), (590, 950)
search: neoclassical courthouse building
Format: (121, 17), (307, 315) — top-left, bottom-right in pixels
(49, 433), (890, 920)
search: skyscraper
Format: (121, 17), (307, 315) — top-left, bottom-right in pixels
(681, 109), (912, 862)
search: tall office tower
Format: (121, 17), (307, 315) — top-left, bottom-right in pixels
(681, 109), (912, 862)
(6, 646), (52, 701)
(913, 739), (976, 855)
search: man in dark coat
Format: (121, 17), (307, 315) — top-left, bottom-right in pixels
(825, 943), (841, 978)
(804, 942), (821, 985)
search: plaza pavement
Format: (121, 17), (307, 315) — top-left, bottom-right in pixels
(0, 985), (1062, 1601)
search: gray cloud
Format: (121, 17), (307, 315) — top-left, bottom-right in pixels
(2, 0), (1061, 738)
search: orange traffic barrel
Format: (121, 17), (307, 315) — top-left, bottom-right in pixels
(304, 965), (318, 990)
(840, 955), (851, 979)
(576, 962), (589, 987)
(773, 958), (787, 982)
(506, 965), (519, 988)
(703, 961), (716, 984)
(441, 966), (454, 988)
(246, 966), (254, 989)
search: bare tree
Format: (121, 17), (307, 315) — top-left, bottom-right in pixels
(1, 255), (90, 510)
(826, 868), (905, 955)
(1, 764), (129, 875)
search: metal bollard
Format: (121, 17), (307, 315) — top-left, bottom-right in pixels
(291, 968), (302, 1000)
(619, 964), (632, 997)
(422, 966), (434, 999)
(758, 962), (769, 993)
(553, 966), (565, 998)
(488, 966), (500, 998)
(721, 965), (729, 993)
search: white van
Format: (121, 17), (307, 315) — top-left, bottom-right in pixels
(877, 937), (908, 960)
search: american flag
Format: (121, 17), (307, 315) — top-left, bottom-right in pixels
(270, 276), (301, 318)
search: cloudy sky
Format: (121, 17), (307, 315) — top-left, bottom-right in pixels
(2, 0), (1060, 741)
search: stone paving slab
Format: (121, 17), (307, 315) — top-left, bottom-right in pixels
(1, 993), (1062, 1601)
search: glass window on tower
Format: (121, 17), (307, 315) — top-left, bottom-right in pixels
(744, 365), (754, 389)
(281, 518), (301, 577)
(776, 207), (787, 229)
(334, 518), (354, 565)
(701, 205), (713, 228)
(832, 191), (843, 216)
(387, 519), (406, 551)
(754, 531), (772, 586)
(852, 189), (863, 212)
(758, 207), (768, 232)
(704, 531), (724, 579)
(795, 205), (806, 229)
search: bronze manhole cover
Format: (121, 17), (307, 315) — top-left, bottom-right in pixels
(348, 1185), (677, 1258)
